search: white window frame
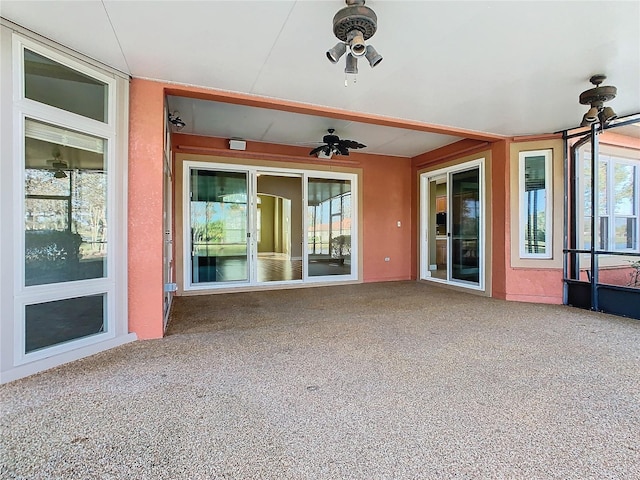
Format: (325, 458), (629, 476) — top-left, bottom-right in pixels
(519, 149), (553, 259)
(419, 158), (485, 291)
(607, 156), (638, 253)
(303, 170), (358, 284)
(1, 31), (133, 382)
(579, 152), (639, 254)
(182, 161), (359, 291)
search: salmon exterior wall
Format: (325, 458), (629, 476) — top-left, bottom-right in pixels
(128, 79), (165, 339)
(362, 155), (412, 282)
(504, 138), (566, 304)
(502, 269), (564, 303)
(490, 140), (509, 298)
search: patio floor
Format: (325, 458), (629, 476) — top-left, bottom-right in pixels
(1, 281), (639, 479)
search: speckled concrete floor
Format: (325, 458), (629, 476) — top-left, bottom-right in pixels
(1, 282), (639, 479)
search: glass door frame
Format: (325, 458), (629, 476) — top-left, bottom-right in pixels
(182, 161), (358, 291)
(163, 108), (174, 329)
(419, 158), (485, 291)
(304, 171), (358, 284)
(254, 168), (304, 286)
(183, 162), (252, 290)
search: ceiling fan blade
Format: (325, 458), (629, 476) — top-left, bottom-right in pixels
(309, 145), (325, 156)
(337, 145), (350, 156)
(341, 139), (366, 149)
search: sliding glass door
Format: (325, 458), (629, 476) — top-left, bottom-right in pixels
(307, 177), (353, 278)
(190, 169), (249, 284)
(421, 160), (484, 290)
(451, 168), (481, 284)
(184, 163), (357, 290)
(256, 172), (303, 283)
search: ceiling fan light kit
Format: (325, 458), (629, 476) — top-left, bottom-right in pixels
(578, 74), (618, 128)
(326, 0), (382, 85)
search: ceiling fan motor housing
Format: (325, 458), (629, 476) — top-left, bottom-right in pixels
(579, 74), (617, 106)
(332, 3), (378, 42)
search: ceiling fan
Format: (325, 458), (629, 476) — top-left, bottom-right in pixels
(45, 147), (69, 178)
(309, 129), (366, 157)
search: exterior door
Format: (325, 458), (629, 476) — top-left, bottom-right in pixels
(183, 164), (358, 291)
(256, 172), (303, 283)
(421, 160), (484, 290)
(306, 176), (355, 279)
(189, 168), (250, 285)
(450, 167), (481, 285)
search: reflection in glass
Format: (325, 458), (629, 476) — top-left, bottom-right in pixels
(428, 178), (447, 280)
(523, 155), (547, 255)
(256, 174), (303, 282)
(614, 164), (635, 215)
(190, 170), (248, 283)
(615, 218), (637, 250)
(24, 49), (108, 122)
(582, 150), (638, 252)
(24, 119), (107, 286)
(451, 168), (480, 284)
(307, 178), (352, 277)
(25, 294), (105, 353)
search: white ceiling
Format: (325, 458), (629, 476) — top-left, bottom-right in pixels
(2, 1), (639, 157)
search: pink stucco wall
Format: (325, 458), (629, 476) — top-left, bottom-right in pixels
(128, 79), (165, 339)
(362, 155), (412, 282)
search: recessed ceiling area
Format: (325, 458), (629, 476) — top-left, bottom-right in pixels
(166, 96), (465, 158)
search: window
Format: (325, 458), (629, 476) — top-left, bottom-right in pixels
(24, 48), (108, 122)
(24, 119), (107, 286)
(2, 31), (128, 377)
(519, 149), (552, 258)
(581, 152), (639, 252)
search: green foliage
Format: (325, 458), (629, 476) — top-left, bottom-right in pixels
(193, 220), (224, 243)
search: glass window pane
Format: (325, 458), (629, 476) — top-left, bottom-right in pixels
(25, 294), (105, 353)
(598, 161), (608, 215)
(583, 217), (591, 250)
(24, 119), (107, 286)
(24, 49), (108, 122)
(614, 217), (637, 250)
(190, 170), (248, 283)
(307, 178), (352, 277)
(26, 168), (69, 196)
(599, 216), (609, 250)
(523, 155), (547, 255)
(614, 163), (636, 215)
(25, 198), (69, 231)
(583, 156), (592, 217)
(451, 168), (480, 283)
